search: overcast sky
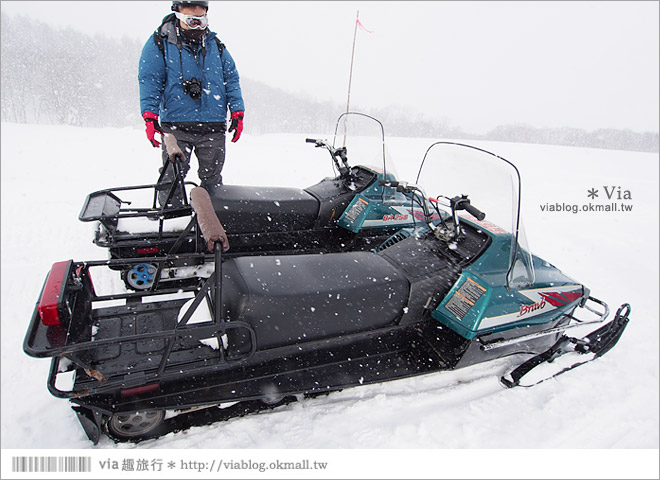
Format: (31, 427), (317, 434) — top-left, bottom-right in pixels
(2, 1), (658, 134)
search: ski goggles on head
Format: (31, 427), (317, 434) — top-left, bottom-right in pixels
(175, 12), (208, 29)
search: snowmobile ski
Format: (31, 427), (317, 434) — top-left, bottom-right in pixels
(500, 303), (631, 388)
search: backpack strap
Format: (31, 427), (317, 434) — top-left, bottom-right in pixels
(154, 29), (165, 56)
(153, 13), (177, 57)
(214, 37), (225, 57)
(154, 28), (225, 59)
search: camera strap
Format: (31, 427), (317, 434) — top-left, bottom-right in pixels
(176, 35), (206, 82)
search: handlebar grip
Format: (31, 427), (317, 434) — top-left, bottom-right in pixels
(190, 187), (230, 253)
(305, 138), (317, 143)
(465, 203), (486, 221)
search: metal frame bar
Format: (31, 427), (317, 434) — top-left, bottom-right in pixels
(479, 296), (610, 351)
(38, 242), (257, 398)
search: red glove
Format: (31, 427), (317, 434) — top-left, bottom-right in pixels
(143, 111), (164, 147)
(228, 111), (244, 143)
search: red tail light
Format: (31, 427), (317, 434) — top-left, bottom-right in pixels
(38, 261), (71, 326)
(121, 383), (160, 398)
(137, 247), (159, 254)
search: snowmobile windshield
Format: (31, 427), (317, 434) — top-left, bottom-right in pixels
(415, 142), (535, 290)
(332, 112), (399, 185)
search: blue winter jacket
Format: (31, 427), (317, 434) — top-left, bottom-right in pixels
(139, 16), (244, 123)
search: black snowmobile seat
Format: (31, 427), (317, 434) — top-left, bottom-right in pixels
(206, 185), (320, 234)
(221, 251), (410, 356)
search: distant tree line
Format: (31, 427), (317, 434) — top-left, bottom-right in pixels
(481, 124), (659, 154)
(2, 13), (658, 153)
(1, 14), (141, 127)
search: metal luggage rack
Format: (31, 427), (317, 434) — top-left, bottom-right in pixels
(79, 161), (199, 239)
(25, 247), (257, 399)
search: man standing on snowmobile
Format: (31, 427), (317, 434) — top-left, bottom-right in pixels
(139, 0), (245, 205)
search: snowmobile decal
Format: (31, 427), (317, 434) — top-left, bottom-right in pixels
(539, 291), (583, 307)
(518, 298), (547, 317)
(382, 213), (409, 222)
(339, 198), (434, 232)
(408, 207), (441, 222)
(443, 278), (487, 320)
(479, 285), (583, 330)
(343, 197), (370, 224)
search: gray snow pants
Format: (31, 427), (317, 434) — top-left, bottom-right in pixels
(157, 122), (227, 206)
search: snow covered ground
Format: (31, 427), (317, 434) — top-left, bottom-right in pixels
(1, 122), (658, 476)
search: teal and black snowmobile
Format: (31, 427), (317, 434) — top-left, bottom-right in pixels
(79, 113), (439, 290)
(24, 119), (630, 444)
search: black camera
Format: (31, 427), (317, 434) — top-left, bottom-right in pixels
(182, 78), (202, 101)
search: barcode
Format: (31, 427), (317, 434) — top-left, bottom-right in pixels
(11, 456), (91, 473)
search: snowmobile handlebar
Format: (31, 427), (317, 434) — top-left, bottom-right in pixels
(379, 182), (487, 238)
(451, 195), (486, 221)
(306, 138), (351, 178)
(378, 180), (436, 227)
(465, 204), (485, 221)
(190, 187), (230, 253)
(163, 133), (185, 163)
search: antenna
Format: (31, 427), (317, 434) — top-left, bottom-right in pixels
(343, 10), (360, 146)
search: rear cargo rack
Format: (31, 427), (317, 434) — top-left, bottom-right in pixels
(79, 160), (201, 253)
(28, 186), (255, 398)
(24, 251), (256, 399)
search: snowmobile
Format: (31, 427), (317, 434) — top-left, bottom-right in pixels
(24, 116), (630, 444)
(79, 113), (437, 290)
